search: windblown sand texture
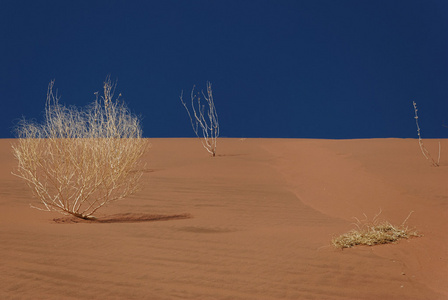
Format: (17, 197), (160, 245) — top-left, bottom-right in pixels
(1, 138), (447, 299)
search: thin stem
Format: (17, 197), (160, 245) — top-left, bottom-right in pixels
(412, 101), (440, 167)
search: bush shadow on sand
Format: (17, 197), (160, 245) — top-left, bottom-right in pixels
(53, 213), (191, 224)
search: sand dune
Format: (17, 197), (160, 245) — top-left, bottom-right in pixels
(1, 138), (446, 299)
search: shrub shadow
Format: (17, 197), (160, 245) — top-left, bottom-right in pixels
(53, 213), (191, 224)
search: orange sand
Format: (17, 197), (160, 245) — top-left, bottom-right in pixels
(1, 138), (447, 299)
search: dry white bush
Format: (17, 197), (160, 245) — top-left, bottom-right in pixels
(412, 101), (440, 167)
(12, 77), (149, 220)
(180, 82), (219, 156)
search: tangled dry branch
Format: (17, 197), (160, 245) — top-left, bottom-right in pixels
(12, 77), (149, 219)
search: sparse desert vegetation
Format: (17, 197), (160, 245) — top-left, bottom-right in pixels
(180, 82), (219, 156)
(412, 101), (441, 167)
(12, 77), (149, 220)
(332, 210), (420, 249)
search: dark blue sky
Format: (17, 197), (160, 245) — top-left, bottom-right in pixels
(1, 0), (447, 139)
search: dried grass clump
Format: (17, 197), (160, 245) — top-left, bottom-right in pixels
(332, 210), (420, 249)
(12, 77), (149, 220)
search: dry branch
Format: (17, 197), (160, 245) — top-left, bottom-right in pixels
(412, 101), (440, 167)
(12, 77), (149, 219)
(180, 82), (219, 156)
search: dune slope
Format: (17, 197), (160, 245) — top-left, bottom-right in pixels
(1, 138), (446, 299)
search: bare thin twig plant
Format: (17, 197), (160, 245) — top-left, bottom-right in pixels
(413, 101), (440, 167)
(180, 82), (219, 156)
(12, 77), (149, 220)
